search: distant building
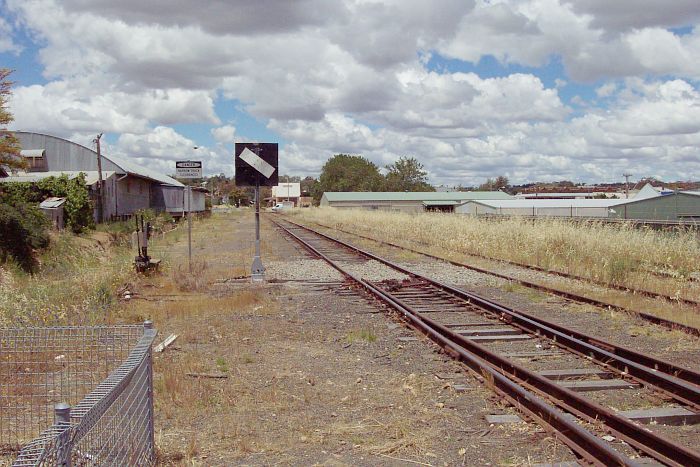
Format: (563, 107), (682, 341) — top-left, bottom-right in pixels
(458, 184), (700, 222)
(609, 191), (700, 222)
(457, 198), (625, 218)
(320, 191), (512, 213)
(272, 183), (301, 206)
(3, 131), (206, 220)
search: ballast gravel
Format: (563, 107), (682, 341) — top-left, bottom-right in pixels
(265, 259), (345, 282)
(401, 261), (506, 288)
(338, 259), (409, 281)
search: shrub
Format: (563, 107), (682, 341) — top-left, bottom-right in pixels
(0, 202), (50, 272)
(0, 173), (94, 233)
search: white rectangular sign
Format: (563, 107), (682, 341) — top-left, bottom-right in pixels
(239, 148), (276, 178)
(176, 161), (202, 179)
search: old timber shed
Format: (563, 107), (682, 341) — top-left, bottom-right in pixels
(10, 131), (195, 220)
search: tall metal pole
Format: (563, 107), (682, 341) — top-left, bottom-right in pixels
(251, 178), (264, 282)
(94, 133), (104, 223)
(187, 186), (192, 273)
(623, 173), (632, 199)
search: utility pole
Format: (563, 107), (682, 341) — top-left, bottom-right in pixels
(623, 173), (632, 199)
(94, 133), (104, 223)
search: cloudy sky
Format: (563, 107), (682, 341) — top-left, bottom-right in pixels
(2, 0), (700, 185)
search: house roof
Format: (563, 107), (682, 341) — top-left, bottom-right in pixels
(0, 171), (116, 185)
(322, 191), (512, 202)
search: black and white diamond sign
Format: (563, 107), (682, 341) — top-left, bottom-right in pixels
(234, 143), (278, 187)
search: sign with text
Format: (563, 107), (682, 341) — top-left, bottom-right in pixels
(176, 160), (202, 179)
(234, 142), (278, 187)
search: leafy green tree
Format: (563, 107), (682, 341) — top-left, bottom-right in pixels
(316, 154), (385, 202)
(0, 69), (24, 172)
(384, 156), (433, 192)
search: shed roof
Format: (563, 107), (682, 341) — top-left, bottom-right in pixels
(465, 198), (627, 209)
(423, 200), (460, 206)
(322, 191), (512, 202)
(40, 197), (66, 208)
(108, 155), (183, 187)
(0, 171), (116, 185)
(633, 183), (663, 200)
(20, 149), (46, 158)
(13, 132), (183, 188)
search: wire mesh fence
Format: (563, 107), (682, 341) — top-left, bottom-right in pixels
(0, 322), (157, 466)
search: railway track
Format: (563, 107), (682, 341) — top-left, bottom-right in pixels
(300, 220), (700, 337)
(272, 217), (700, 466)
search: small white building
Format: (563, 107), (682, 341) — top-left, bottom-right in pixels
(272, 183), (301, 206)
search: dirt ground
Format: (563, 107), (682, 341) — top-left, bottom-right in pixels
(116, 211), (577, 466)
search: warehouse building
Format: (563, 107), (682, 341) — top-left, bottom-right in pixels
(457, 185), (700, 222)
(5, 131), (204, 220)
(608, 191), (700, 222)
(456, 198), (626, 218)
(320, 191), (512, 213)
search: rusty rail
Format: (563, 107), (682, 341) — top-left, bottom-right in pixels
(273, 218), (700, 466)
(301, 219), (700, 337)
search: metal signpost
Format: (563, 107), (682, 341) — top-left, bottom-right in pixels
(234, 143), (278, 282)
(176, 160), (202, 273)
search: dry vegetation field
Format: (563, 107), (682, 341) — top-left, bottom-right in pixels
(0, 231), (135, 327)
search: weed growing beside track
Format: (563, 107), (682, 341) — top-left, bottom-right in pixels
(287, 208), (700, 302)
(0, 232), (135, 326)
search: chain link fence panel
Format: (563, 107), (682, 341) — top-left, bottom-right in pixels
(0, 322), (156, 466)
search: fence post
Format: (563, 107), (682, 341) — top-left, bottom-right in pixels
(54, 402), (72, 467)
(144, 320), (156, 463)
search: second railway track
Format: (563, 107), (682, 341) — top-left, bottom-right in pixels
(272, 216), (700, 467)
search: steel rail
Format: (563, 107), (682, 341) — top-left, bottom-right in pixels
(307, 220), (700, 307)
(281, 218), (700, 389)
(274, 218), (700, 466)
(275, 221), (630, 466)
(299, 219), (700, 337)
(300, 220), (700, 337)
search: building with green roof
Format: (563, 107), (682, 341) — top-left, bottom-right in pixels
(319, 191), (512, 213)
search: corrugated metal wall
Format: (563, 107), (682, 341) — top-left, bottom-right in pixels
(609, 193), (700, 221)
(14, 132), (123, 174)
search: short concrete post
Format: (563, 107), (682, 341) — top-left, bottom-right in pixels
(54, 402), (72, 467)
